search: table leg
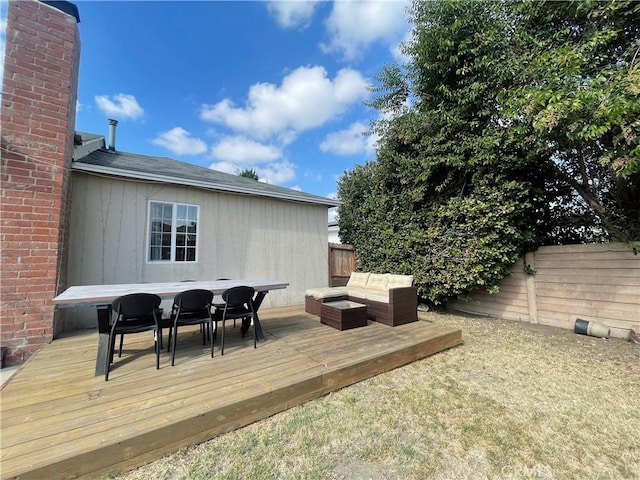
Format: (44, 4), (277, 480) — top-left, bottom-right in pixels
(94, 304), (111, 376)
(241, 291), (267, 343)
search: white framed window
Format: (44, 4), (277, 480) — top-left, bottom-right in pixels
(147, 201), (199, 262)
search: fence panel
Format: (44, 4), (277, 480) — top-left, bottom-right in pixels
(448, 243), (639, 338)
(329, 243), (356, 287)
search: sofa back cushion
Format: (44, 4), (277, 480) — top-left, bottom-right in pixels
(347, 271), (370, 288)
(366, 273), (389, 291)
(387, 274), (414, 289)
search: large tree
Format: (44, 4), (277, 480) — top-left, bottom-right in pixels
(338, 0), (640, 305)
(504, 0), (640, 241)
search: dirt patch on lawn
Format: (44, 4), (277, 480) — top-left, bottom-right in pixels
(421, 309), (638, 368)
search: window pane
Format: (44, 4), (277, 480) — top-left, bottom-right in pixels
(187, 206), (197, 222)
(176, 233), (185, 247)
(150, 246), (161, 261)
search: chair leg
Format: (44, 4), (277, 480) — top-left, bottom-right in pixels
(167, 326), (173, 352)
(171, 324), (178, 366)
(155, 334), (160, 370)
(221, 319), (226, 355)
(118, 333), (124, 357)
(110, 333), (118, 364)
(105, 332), (115, 381)
(209, 319), (215, 358)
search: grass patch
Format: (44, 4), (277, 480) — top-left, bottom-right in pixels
(108, 311), (640, 480)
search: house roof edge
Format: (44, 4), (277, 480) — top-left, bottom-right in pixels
(72, 161), (341, 207)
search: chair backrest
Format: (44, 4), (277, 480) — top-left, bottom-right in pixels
(173, 289), (214, 312)
(222, 286), (255, 308)
(112, 293), (161, 319)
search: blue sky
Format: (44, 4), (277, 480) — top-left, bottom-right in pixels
(1, 1), (412, 209)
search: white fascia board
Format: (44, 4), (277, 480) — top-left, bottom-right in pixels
(72, 162), (340, 207)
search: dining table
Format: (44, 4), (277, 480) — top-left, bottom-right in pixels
(53, 279), (289, 375)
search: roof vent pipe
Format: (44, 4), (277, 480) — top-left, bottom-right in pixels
(108, 118), (118, 151)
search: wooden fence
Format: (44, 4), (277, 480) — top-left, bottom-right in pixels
(447, 243), (639, 339)
(328, 243), (356, 287)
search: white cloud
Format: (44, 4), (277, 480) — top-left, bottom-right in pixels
(320, 121), (378, 156)
(151, 127), (207, 156)
(210, 136), (281, 164)
(392, 26), (414, 64)
(208, 136), (290, 185)
(321, 1), (410, 61)
(199, 66), (369, 140)
(256, 160), (296, 184)
(95, 93), (144, 120)
(209, 158), (296, 185)
(208, 160), (238, 176)
(267, 1), (319, 29)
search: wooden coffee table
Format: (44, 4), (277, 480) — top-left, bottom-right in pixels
(320, 300), (368, 330)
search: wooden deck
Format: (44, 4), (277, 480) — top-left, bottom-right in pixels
(0, 306), (462, 480)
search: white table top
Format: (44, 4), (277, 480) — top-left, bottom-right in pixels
(53, 279), (289, 307)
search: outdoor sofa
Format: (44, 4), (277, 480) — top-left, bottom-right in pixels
(305, 272), (418, 326)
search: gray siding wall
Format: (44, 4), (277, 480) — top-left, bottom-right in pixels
(62, 173), (329, 330)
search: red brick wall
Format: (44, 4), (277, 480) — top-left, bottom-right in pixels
(1, 1), (80, 365)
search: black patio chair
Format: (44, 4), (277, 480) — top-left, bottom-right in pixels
(106, 293), (163, 381)
(218, 286), (256, 355)
(168, 289), (216, 366)
(213, 278), (236, 327)
(180, 280), (206, 335)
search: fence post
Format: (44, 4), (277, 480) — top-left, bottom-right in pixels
(525, 252), (538, 323)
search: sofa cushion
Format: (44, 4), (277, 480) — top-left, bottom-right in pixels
(387, 274), (414, 289)
(305, 287), (348, 299)
(346, 271), (370, 288)
(366, 273), (389, 291)
(346, 287), (369, 299)
(363, 290), (389, 303)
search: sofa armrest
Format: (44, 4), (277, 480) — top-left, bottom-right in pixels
(388, 286), (418, 325)
(388, 286), (418, 304)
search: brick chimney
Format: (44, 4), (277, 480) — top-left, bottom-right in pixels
(1, 1), (81, 365)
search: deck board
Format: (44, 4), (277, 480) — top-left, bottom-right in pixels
(0, 306), (462, 480)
